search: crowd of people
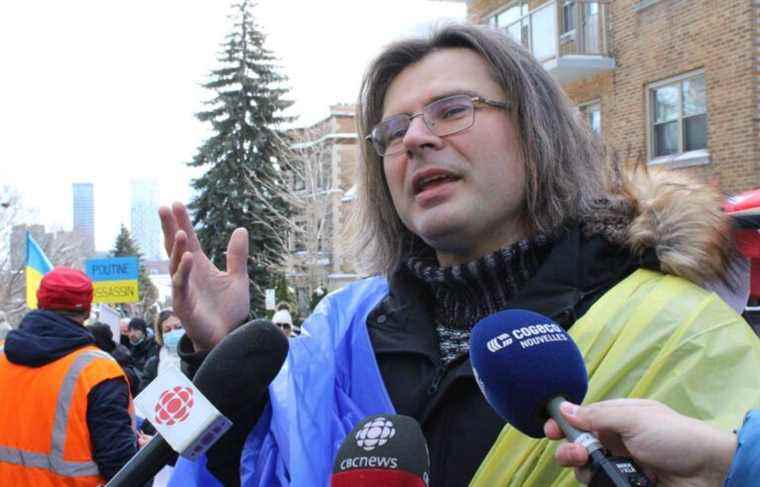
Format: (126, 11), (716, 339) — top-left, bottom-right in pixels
(1, 20), (759, 487)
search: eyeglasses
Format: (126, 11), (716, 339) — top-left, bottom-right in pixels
(365, 94), (511, 157)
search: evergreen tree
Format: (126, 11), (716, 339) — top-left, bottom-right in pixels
(273, 274), (297, 314)
(188, 0), (293, 316)
(110, 225), (158, 308)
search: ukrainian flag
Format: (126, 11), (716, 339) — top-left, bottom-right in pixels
(25, 233), (53, 309)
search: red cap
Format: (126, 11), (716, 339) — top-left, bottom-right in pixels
(37, 267), (93, 314)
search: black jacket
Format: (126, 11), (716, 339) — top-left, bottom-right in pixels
(365, 228), (655, 486)
(3, 310), (137, 480)
(128, 336), (158, 372)
(178, 228), (656, 486)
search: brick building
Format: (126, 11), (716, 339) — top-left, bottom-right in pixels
(283, 104), (361, 311)
(466, 0), (760, 194)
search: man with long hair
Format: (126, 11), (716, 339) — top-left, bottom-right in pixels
(160, 24), (760, 486)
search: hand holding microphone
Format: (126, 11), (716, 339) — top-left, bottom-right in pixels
(544, 399), (737, 487)
(469, 309), (652, 487)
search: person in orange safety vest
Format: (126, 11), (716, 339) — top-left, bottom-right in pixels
(0, 267), (137, 486)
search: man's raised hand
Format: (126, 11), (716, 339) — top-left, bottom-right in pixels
(158, 202), (251, 351)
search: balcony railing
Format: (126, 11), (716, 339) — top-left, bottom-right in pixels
(497, 1), (614, 84)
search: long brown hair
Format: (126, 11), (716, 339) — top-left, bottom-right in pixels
(350, 23), (614, 276)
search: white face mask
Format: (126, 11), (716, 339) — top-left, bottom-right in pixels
(162, 329), (185, 352)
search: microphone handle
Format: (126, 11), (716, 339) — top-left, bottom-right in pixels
(547, 397), (652, 487)
(105, 434), (178, 487)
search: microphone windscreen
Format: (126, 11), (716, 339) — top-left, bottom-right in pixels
(469, 309), (587, 438)
(193, 319), (289, 418)
(331, 414), (429, 487)
(194, 319), (289, 486)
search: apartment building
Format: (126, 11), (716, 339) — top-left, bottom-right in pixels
(467, 0), (760, 194)
(284, 104), (361, 310)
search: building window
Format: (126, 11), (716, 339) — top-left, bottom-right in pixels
(649, 72), (707, 159)
(562, 1), (576, 34)
(488, 1), (530, 48)
(579, 101), (601, 135)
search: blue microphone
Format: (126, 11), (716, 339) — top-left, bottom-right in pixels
(469, 309), (651, 487)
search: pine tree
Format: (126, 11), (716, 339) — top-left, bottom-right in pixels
(188, 0), (293, 316)
(274, 274), (297, 314)
(110, 225), (158, 308)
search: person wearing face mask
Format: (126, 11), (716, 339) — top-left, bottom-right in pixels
(138, 310), (184, 394)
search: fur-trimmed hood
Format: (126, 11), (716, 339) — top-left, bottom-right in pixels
(624, 166), (735, 286)
(585, 165), (741, 291)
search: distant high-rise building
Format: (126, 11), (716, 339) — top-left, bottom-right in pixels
(72, 183), (95, 256)
(130, 180), (163, 261)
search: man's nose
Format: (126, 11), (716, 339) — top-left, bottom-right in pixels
(402, 114), (444, 154)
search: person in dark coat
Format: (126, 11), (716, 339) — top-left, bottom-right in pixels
(160, 24), (756, 486)
(126, 317), (158, 372)
(87, 323), (142, 397)
(0, 268), (136, 483)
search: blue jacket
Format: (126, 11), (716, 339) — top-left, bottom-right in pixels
(725, 410), (760, 486)
(3, 310), (136, 479)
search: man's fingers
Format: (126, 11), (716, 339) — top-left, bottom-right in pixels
(555, 443), (592, 485)
(575, 402), (648, 437)
(558, 402), (594, 432)
(172, 252), (194, 300)
(544, 418), (565, 439)
(559, 401), (645, 438)
(555, 442), (588, 467)
(159, 206), (178, 257)
(172, 202), (202, 252)
(226, 227), (250, 277)
(169, 231), (188, 276)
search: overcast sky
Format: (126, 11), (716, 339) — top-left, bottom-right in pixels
(0, 0), (465, 253)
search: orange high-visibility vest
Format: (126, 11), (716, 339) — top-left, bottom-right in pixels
(0, 344), (129, 486)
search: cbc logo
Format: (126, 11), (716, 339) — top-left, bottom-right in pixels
(154, 386), (194, 426)
(355, 417), (396, 451)
(486, 333), (513, 352)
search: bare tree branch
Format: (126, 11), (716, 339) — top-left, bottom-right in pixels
(244, 126), (341, 300)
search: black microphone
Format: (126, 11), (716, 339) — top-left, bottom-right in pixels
(469, 309), (651, 487)
(106, 320), (289, 487)
(331, 414), (430, 487)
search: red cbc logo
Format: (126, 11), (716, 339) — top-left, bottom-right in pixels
(154, 386), (194, 426)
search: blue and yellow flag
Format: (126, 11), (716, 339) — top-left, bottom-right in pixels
(25, 233), (53, 309)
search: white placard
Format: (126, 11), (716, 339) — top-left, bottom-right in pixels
(98, 304), (121, 345)
(265, 289), (275, 310)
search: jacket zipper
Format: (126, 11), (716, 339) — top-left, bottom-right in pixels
(427, 364), (448, 396)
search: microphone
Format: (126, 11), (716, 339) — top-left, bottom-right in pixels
(331, 414), (430, 487)
(469, 309), (651, 487)
(107, 320), (289, 487)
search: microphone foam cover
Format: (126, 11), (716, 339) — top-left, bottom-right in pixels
(469, 309), (587, 438)
(331, 414), (429, 487)
(193, 319), (289, 416)
(193, 319), (289, 486)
